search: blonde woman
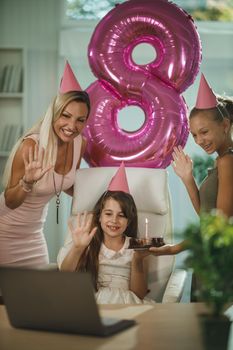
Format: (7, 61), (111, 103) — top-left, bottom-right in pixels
(0, 62), (90, 267)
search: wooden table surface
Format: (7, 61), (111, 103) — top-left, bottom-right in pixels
(0, 303), (232, 350)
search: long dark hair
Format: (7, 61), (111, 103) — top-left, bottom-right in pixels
(77, 191), (138, 290)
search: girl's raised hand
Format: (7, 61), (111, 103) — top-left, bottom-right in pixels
(68, 212), (97, 249)
(171, 145), (193, 180)
(22, 144), (52, 183)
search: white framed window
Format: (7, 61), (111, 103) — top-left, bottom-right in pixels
(65, 0), (125, 21)
(62, 0), (233, 25)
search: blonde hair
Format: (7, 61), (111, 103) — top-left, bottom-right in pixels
(2, 91), (90, 187)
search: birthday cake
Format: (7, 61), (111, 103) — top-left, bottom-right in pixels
(128, 237), (165, 249)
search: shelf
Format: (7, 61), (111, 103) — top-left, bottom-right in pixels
(0, 151), (10, 157)
(0, 47), (26, 183)
(0, 93), (23, 99)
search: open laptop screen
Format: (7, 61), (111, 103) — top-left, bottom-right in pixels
(0, 267), (136, 336)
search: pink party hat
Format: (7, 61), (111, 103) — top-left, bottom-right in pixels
(108, 162), (130, 194)
(59, 61), (82, 93)
(195, 73), (218, 109)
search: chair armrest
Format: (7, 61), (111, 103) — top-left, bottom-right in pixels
(162, 269), (187, 303)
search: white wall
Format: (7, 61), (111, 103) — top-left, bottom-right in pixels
(1, 0), (233, 262)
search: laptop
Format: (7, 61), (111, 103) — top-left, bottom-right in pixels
(0, 267), (136, 337)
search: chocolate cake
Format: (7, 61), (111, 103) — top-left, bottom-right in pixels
(128, 237), (165, 249)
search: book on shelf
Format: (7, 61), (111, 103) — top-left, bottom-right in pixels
(1, 65), (12, 92)
(8, 65), (18, 92)
(1, 124), (11, 151)
(0, 124), (21, 151)
(11, 65), (22, 93)
(0, 64), (22, 93)
(0, 65), (8, 92)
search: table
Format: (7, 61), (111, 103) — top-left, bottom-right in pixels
(0, 303), (232, 350)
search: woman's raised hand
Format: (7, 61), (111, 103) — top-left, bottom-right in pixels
(149, 240), (187, 256)
(68, 212), (97, 249)
(22, 144), (52, 183)
(148, 244), (176, 256)
(171, 146), (193, 180)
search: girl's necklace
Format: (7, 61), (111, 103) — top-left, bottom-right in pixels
(52, 144), (69, 224)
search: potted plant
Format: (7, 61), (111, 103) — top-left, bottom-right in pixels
(183, 211), (233, 350)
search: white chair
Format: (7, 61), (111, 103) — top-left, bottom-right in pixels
(59, 167), (187, 303)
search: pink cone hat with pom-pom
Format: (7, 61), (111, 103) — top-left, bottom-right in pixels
(59, 61), (82, 93)
(195, 73), (218, 109)
(108, 162), (130, 194)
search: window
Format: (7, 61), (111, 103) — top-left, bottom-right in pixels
(65, 0), (233, 21)
(66, 0), (125, 20)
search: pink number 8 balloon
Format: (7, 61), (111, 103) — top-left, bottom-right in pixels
(84, 0), (202, 168)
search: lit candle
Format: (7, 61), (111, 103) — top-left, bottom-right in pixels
(145, 217), (149, 239)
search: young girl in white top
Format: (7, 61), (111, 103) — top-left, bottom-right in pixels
(58, 165), (155, 304)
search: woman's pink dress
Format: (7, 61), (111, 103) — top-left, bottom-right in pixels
(0, 134), (82, 267)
